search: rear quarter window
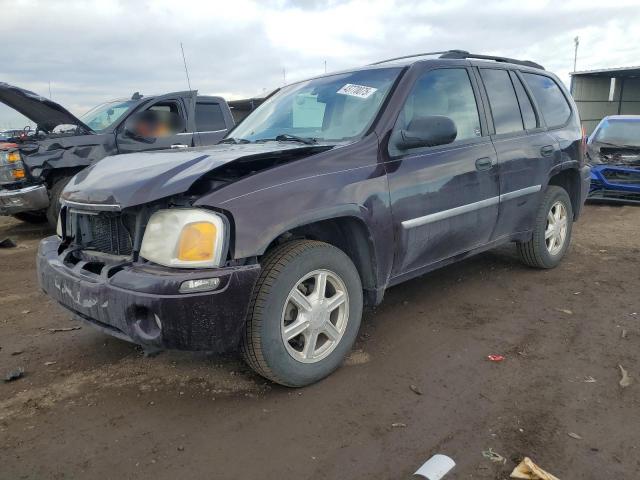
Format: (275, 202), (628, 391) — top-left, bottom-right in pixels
(480, 68), (524, 135)
(522, 73), (571, 128)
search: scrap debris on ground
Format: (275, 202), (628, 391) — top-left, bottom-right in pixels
(618, 364), (632, 388)
(4, 367), (24, 382)
(0, 237), (16, 248)
(48, 326), (82, 333)
(510, 457), (559, 480)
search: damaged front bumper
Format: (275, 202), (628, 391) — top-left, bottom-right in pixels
(0, 184), (49, 214)
(588, 164), (640, 204)
(37, 236), (261, 352)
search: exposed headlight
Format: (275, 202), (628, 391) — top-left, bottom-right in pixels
(6, 151), (21, 163)
(140, 209), (227, 268)
(0, 151), (26, 182)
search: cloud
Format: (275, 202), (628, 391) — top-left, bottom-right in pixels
(1, 0), (639, 128)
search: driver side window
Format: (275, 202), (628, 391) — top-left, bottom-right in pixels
(145, 101), (186, 133)
(395, 68), (482, 149)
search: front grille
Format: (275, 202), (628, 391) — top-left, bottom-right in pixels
(69, 210), (133, 256)
(602, 168), (640, 185)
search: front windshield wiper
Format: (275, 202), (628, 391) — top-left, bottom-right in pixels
(219, 137), (252, 144)
(255, 133), (318, 145)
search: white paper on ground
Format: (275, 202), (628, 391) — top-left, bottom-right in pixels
(414, 454), (456, 479)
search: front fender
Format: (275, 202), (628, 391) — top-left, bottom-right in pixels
(22, 134), (115, 179)
(199, 162), (394, 290)
(250, 203), (369, 255)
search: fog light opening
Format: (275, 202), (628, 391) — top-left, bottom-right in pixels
(131, 306), (162, 341)
(179, 277), (221, 293)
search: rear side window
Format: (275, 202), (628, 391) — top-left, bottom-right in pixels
(522, 73), (571, 128)
(195, 102), (227, 132)
(511, 74), (537, 130)
(480, 69), (523, 135)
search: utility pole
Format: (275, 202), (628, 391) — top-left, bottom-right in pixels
(573, 36), (579, 72)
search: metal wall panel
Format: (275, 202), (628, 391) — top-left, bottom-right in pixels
(572, 75), (640, 133)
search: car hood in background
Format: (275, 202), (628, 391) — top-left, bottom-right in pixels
(62, 142), (332, 208)
(588, 142), (640, 167)
(0, 82), (92, 134)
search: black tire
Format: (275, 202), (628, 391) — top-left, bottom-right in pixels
(241, 240), (363, 387)
(517, 185), (573, 269)
(46, 176), (73, 227)
(12, 211), (48, 224)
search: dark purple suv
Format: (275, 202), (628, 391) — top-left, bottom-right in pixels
(37, 50), (590, 386)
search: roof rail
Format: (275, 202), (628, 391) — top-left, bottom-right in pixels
(439, 51), (545, 70)
(371, 50), (544, 70)
(369, 51), (464, 65)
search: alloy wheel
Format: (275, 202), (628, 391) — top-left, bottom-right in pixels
(545, 200), (568, 256)
(281, 269), (349, 364)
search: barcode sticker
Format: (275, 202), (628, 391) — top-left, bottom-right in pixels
(337, 84), (378, 99)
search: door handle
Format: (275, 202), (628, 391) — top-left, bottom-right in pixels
(171, 144), (189, 149)
(540, 145), (555, 157)
(475, 157), (494, 171)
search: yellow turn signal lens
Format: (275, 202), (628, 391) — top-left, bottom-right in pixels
(177, 222), (216, 261)
(12, 168), (26, 179)
(7, 152), (21, 163)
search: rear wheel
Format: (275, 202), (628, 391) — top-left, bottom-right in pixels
(46, 176), (73, 227)
(12, 211), (48, 224)
(517, 185), (573, 269)
(241, 240), (363, 387)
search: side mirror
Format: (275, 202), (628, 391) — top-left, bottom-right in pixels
(394, 115), (457, 151)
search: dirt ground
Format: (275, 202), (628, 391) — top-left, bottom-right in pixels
(0, 205), (638, 480)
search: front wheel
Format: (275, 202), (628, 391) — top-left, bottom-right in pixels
(46, 175), (73, 227)
(517, 185), (573, 269)
(241, 240), (363, 387)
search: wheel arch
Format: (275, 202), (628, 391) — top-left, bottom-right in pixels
(261, 214), (381, 306)
(547, 165), (582, 220)
(43, 166), (84, 188)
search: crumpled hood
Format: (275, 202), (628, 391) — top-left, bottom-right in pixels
(62, 142), (329, 208)
(0, 82), (92, 134)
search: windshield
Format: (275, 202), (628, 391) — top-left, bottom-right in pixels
(594, 118), (640, 147)
(80, 100), (137, 132)
(230, 67), (402, 143)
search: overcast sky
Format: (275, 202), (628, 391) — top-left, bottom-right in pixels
(1, 0), (639, 129)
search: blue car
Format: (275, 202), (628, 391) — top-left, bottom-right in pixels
(587, 115), (640, 204)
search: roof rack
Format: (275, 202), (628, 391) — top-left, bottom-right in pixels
(370, 51), (458, 65)
(372, 50), (545, 70)
(439, 50), (545, 70)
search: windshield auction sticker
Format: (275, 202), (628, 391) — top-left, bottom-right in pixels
(337, 84), (378, 99)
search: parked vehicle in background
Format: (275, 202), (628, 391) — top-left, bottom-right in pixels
(38, 50), (590, 387)
(587, 115), (640, 204)
(1, 129), (30, 142)
(228, 90), (276, 124)
(0, 83), (235, 226)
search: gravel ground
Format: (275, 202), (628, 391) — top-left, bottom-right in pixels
(0, 204), (638, 479)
